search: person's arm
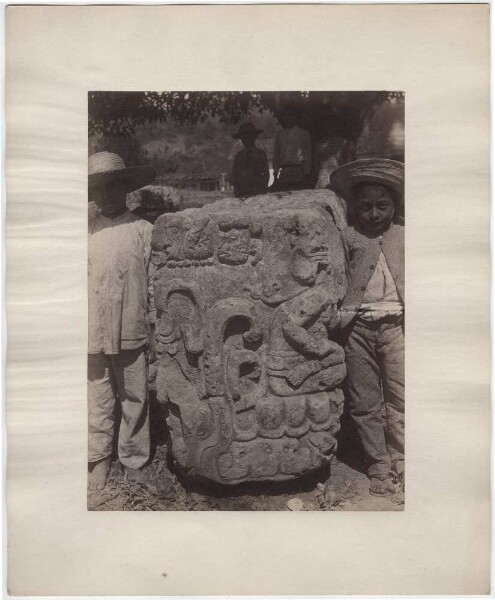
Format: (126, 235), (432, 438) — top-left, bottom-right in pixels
(261, 150), (269, 190)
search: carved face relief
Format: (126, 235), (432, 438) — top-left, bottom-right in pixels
(160, 216), (214, 266)
(183, 217), (214, 261)
(162, 220), (184, 262)
(218, 228), (251, 265)
(217, 218), (262, 266)
(286, 216), (329, 285)
(293, 219), (328, 263)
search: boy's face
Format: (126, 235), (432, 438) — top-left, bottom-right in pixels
(91, 180), (127, 216)
(354, 184), (395, 234)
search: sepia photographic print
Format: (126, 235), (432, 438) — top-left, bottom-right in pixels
(7, 4), (490, 595)
(88, 90), (405, 511)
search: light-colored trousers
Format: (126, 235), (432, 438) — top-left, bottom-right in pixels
(88, 347), (150, 469)
(344, 318), (404, 477)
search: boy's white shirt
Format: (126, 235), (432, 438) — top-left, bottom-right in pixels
(88, 209), (155, 354)
(359, 249), (403, 321)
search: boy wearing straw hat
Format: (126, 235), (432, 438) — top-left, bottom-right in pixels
(231, 122), (269, 198)
(88, 151), (157, 491)
(331, 158), (404, 497)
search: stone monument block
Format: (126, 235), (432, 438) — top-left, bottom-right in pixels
(152, 190), (348, 484)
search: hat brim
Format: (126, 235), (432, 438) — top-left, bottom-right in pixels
(330, 159), (404, 204)
(233, 129), (263, 139)
(88, 165), (157, 195)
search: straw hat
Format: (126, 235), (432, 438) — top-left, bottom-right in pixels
(88, 152), (156, 193)
(330, 158), (404, 203)
(233, 123), (263, 139)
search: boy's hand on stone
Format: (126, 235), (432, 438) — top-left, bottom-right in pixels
(323, 306), (341, 331)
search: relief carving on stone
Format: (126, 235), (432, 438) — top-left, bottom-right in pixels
(152, 190), (347, 484)
(216, 217), (262, 266)
(152, 214), (215, 267)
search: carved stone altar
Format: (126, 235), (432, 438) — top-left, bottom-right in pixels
(152, 190), (348, 484)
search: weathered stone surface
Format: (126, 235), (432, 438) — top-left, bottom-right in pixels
(152, 189), (348, 484)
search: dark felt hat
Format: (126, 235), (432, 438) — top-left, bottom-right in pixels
(233, 123), (263, 139)
(88, 152), (156, 195)
(330, 158), (404, 203)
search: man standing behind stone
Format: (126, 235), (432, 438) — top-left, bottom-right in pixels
(272, 105), (312, 191)
(87, 151), (156, 491)
(231, 122), (269, 198)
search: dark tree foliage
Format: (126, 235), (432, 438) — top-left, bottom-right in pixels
(88, 91), (404, 143)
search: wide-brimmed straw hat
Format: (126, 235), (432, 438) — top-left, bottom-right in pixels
(233, 122), (263, 139)
(88, 151), (156, 194)
(330, 158), (404, 203)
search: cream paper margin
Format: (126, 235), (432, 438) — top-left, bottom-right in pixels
(5, 4), (490, 596)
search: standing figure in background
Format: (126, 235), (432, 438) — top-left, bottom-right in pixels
(231, 122), (269, 198)
(272, 105), (312, 191)
(87, 151), (157, 491)
(331, 158), (404, 497)
(314, 113), (356, 189)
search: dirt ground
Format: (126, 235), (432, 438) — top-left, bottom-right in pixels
(88, 400), (404, 512)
